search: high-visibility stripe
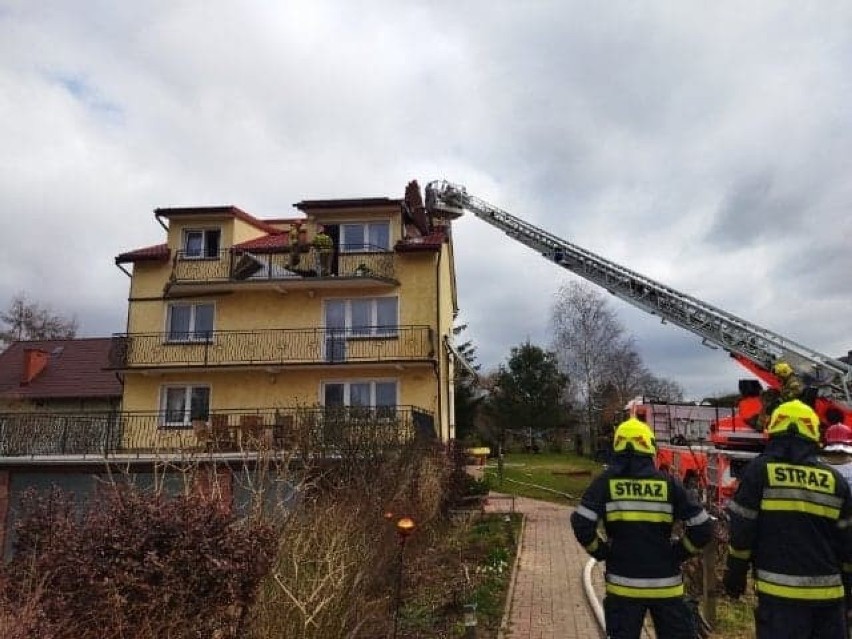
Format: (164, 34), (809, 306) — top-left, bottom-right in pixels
(727, 500), (758, 520)
(606, 500), (673, 514)
(755, 570), (844, 601)
(728, 546), (751, 560)
(760, 499), (840, 519)
(685, 510), (710, 527)
(606, 511), (673, 523)
(762, 488), (843, 509)
(756, 580), (844, 600)
(607, 573), (682, 587)
(605, 583), (684, 598)
(575, 504), (599, 521)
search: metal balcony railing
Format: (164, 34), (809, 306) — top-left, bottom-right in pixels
(171, 244), (396, 284)
(108, 325), (434, 369)
(0, 406), (436, 458)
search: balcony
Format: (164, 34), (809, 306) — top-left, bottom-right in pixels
(166, 245), (397, 295)
(0, 406), (436, 461)
(108, 325), (434, 371)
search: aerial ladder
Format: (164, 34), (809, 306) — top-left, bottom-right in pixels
(425, 180), (852, 449)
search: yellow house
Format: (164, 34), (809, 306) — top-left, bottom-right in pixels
(109, 180), (458, 452)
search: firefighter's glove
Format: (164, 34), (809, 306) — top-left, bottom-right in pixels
(589, 538), (610, 562)
(723, 559), (748, 600)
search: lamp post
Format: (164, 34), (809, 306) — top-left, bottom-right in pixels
(392, 516), (416, 639)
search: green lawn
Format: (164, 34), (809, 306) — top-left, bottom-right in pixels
(482, 452), (603, 504)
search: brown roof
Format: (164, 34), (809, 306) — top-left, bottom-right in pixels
(294, 197), (402, 212)
(155, 205), (280, 235)
(395, 231), (447, 253)
(115, 243), (171, 265)
(233, 233), (289, 253)
(0, 338), (122, 401)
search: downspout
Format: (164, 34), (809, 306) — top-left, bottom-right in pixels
(435, 247), (443, 441)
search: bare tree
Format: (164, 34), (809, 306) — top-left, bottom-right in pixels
(0, 293), (78, 346)
(550, 281), (625, 451)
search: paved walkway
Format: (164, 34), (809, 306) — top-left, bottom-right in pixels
(484, 492), (655, 639)
(485, 494), (603, 638)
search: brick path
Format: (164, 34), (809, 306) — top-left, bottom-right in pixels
(486, 495), (603, 638)
(485, 492), (655, 639)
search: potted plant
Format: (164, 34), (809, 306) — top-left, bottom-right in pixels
(312, 226), (334, 276)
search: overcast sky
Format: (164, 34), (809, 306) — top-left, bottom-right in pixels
(2, 1), (850, 399)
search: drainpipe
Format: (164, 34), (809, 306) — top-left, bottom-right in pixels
(435, 247), (443, 441)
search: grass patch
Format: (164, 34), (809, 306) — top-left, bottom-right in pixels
(483, 453), (602, 504)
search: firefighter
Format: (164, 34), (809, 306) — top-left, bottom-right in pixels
(571, 415), (713, 638)
(724, 399), (852, 638)
(821, 408), (852, 486)
(756, 360), (805, 430)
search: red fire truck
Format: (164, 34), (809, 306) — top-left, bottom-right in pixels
(426, 181), (852, 505)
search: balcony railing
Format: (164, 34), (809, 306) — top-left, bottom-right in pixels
(171, 245), (396, 285)
(108, 325), (434, 370)
(0, 406), (436, 459)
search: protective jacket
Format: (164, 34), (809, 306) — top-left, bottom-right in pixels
(571, 453), (712, 599)
(726, 435), (852, 604)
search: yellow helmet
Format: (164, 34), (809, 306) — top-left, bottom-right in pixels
(767, 400), (821, 442)
(613, 418), (657, 455)
(773, 361), (794, 379)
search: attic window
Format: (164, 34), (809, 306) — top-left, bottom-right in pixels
(183, 229), (221, 258)
(341, 222), (389, 252)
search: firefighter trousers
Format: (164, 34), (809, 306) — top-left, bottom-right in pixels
(603, 595), (695, 639)
(755, 598), (846, 639)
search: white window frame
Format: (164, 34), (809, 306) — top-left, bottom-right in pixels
(324, 297), (398, 338)
(182, 228), (222, 259)
(340, 221), (390, 253)
(159, 384), (211, 428)
(320, 379), (399, 407)
(165, 302), (215, 342)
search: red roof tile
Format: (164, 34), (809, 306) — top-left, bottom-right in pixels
(395, 231), (446, 252)
(233, 234), (289, 252)
(115, 243), (170, 264)
(0, 338), (122, 401)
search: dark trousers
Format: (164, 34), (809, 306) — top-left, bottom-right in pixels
(604, 595), (695, 639)
(755, 598), (846, 639)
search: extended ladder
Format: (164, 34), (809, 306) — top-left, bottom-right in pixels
(425, 180), (851, 401)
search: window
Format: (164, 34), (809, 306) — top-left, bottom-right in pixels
(341, 222), (390, 252)
(167, 303), (214, 341)
(160, 385), (210, 427)
(183, 229), (221, 258)
(326, 297), (398, 337)
(323, 380), (397, 408)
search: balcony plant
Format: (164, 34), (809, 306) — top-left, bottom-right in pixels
(312, 230), (334, 276)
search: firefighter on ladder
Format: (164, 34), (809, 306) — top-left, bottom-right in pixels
(571, 414), (713, 638)
(724, 399), (852, 638)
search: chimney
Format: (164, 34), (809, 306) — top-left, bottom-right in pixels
(21, 348), (49, 385)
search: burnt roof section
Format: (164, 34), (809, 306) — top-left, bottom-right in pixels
(294, 197), (402, 212)
(0, 338), (122, 400)
(155, 205), (280, 235)
(115, 243), (171, 265)
(395, 230), (447, 253)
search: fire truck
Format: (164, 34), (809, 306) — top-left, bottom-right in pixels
(425, 181), (852, 505)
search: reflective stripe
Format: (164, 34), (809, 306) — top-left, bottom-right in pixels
(605, 582), (684, 598)
(762, 488), (843, 509)
(685, 510), (710, 527)
(607, 573), (682, 588)
(727, 500), (758, 520)
(756, 570), (844, 600)
(575, 505), (599, 522)
(605, 573), (684, 599)
(606, 511), (673, 523)
(728, 546), (751, 560)
(760, 499), (840, 519)
(756, 570), (842, 588)
(606, 501), (673, 514)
